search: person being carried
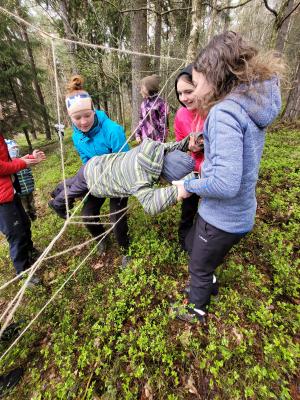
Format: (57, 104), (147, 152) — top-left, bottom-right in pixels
(5, 139), (37, 221)
(49, 135), (196, 218)
(135, 74), (169, 143)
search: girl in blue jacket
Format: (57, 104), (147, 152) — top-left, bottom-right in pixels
(65, 75), (130, 262)
(173, 31), (285, 323)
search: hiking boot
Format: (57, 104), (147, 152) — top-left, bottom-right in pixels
(19, 274), (41, 288)
(0, 368), (23, 397)
(170, 303), (206, 324)
(0, 322), (21, 343)
(48, 200), (67, 219)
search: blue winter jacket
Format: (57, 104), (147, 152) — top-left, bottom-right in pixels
(184, 77), (281, 234)
(72, 110), (130, 164)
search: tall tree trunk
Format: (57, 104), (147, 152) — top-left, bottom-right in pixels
(27, 112), (38, 140)
(58, 0), (78, 73)
(282, 56), (300, 120)
(207, 0), (218, 41)
(223, 0), (231, 31)
(186, 0), (203, 63)
(9, 79), (33, 152)
(154, 0), (162, 72)
(20, 26), (52, 140)
(130, 0), (149, 133)
(274, 0), (295, 53)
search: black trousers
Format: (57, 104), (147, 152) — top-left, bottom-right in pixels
(52, 167), (129, 250)
(186, 214), (246, 311)
(0, 195), (33, 274)
(178, 194), (200, 251)
(82, 195), (129, 250)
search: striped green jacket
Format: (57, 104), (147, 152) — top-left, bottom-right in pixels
(84, 136), (190, 215)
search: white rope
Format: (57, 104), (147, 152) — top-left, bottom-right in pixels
(0, 206), (130, 363)
(0, 6), (186, 62)
(51, 39), (70, 219)
(0, 44), (184, 343)
(0, 229), (111, 292)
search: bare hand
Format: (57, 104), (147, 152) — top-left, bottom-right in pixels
(32, 149), (46, 161)
(136, 136), (142, 144)
(172, 180), (192, 201)
(188, 133), (204, 153)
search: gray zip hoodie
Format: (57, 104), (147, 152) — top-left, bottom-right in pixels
(184, 77), (281, 233)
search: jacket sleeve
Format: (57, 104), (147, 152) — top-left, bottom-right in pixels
(133, 182), (178, 215)
(184, 106), (244, 199)
(105, 119), (130, 153)
(0, 158), (27, 176)
(163, 135), (190, 153)
(152, 100), (168, 142)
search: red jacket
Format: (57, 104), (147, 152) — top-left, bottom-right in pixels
(0, 135), (27, 203)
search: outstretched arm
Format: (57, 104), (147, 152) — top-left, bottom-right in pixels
(133, 182), (178, 215)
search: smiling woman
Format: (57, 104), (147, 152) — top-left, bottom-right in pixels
(173, 64), (206, 251)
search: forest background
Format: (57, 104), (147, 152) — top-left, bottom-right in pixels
(0, 0), (299, 399)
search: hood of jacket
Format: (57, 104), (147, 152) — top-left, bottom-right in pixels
(174, 64), (193, 107)
(225, 76), (281, 129)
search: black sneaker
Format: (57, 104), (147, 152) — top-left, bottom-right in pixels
(0, 322), (21, 343)
(0, 368), (23, 397)
(170, 303), (206, 323)
(48, 200), (67, 219)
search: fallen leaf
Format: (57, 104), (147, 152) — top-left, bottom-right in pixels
(92, 261), (104, 270)
(185, 375), (199, 395)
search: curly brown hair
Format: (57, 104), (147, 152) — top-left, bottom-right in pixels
(193, 31), (285, 111)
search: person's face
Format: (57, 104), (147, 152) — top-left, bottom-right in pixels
(9, 145), (19, 159)
(70, 110), (95, 132)
(192, 69), (213, 104)
(140, 84), (149, 98)
(176, 76), (197, 111)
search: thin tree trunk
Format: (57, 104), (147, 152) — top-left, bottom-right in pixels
(21, 26), (52, 140)
(27, 112), (38, 140)
(186, 0), (203, 63)
(282, 56), (300, 120)
(58, 0), (78, 73)
(274, 0), (294, 53)
(223, 0), (231, 31)
(154, 0), (162, 72)
(207, 0), (218, 41)
(130, 0), (149, 133)
(9, 79), (32, 152)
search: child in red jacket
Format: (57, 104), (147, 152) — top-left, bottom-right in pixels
(0, 134), (45, 279)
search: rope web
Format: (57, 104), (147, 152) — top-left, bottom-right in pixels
(0, 5), (187, 362)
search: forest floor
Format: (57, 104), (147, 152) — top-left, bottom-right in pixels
(0, 127), (299, 400)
